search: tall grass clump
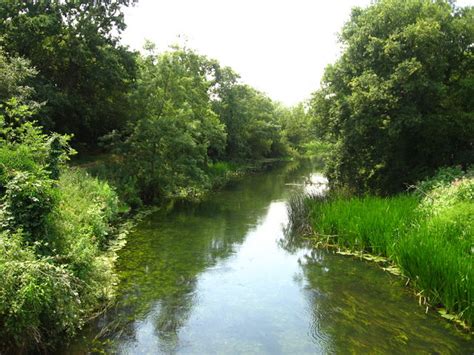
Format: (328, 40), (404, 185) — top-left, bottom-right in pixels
(308, 194), (419, 255)
(207, 161), (239, 188)
(396, 174), (473, 325)
(287, 192), (325, 236)
(303, 167), (473, 327)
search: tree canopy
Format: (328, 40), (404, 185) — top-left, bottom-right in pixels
(0, 0), (137, 144)
(310, 0), (474, 193)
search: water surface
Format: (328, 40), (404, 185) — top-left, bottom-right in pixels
(66, 162), (472, 354)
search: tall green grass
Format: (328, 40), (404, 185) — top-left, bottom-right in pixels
(309, 194), (419, 255)
(304, 175), (473, 327)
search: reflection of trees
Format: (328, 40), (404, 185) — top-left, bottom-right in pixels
(72, 161), (318, 353)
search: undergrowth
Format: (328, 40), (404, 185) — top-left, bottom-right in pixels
(0, 167), (122, 352)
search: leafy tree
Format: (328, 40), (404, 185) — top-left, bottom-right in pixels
(277, 102), (313, 154)
(0, 48), (71, 239)
(0, 0), (138, 144)
(0, 47), (121, 351)
(112, 46), (226, 202)
(310, 0), (474, 193)
(212, 80), (284, 161)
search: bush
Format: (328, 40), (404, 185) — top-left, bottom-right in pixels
(0, 46), (122, 351)
(0, 232), (81, 352)
(56, 168), (119, 248)
(0, 145), (40, 191)
(414, 166), (469, 196)
(1, 171), (56, 240)
(0, 168), (120, 351)
(49, 168), (120, 308)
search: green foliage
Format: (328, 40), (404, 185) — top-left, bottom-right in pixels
(309, 194), (418, 255)
(0, 0), (138, 143)
(56, 168), (119, 250)
(0, 171), (56, 239)
(310, 0), (474, 194)
(0, 168), (121, 351)
(276, 103), (316, 156)
(213, 81), (285, 161)
(300, 140), (333, 160)
(0, 144), (39, 189)
(0, 232), (82, 351)
(0, 49), (37, 105)
(0, 47), (121, 351)
(109, 46), (227, 203)
(0, 168), (120, 351)
(414, 166), (472, 196)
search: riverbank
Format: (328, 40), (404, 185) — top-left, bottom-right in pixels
(1, 156), (290, 352)
(75, 153), (294, 208)
(62, 161), (472, 354)
(0, 168), (125, 352)
(292, 167), (473, 330)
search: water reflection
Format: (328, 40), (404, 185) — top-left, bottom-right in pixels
(63, 161), (472, 354)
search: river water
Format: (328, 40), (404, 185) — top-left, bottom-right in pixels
(65, 162), (472, 354)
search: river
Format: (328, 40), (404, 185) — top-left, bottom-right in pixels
(65, 161), (472, 354)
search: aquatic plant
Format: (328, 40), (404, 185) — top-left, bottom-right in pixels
(298, 170), (473, 328)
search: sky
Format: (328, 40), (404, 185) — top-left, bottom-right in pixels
(121, 0), (474, 106)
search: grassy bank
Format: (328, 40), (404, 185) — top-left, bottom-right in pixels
(293, 168), (473, 329)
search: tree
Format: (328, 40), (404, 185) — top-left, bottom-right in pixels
(0, 0), (138, 144)
(212, 81), (284, 161)
(114, 46), (226, 202)
(310, 0), (474, 193)
(277, 102), (312, 154)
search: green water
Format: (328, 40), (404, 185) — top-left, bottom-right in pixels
(66, 162), (472, 354)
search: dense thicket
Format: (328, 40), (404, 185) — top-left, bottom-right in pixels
(212, 74), (287, 160)
(310, 0), (474, 193)
(0, 0), (137, 144)
(0, 47), (122, 351)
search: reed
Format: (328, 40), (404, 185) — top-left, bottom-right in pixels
(296, 176), (473, 327)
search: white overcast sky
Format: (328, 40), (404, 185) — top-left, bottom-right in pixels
(121, 0), (474, 106)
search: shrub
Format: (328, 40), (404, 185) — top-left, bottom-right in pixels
(0, 145), (40, 191)
(0, 167), (120, 351)
(0, 232), (81, 352)
(55, 168), (119, 249)
(0, 171), (56, 241)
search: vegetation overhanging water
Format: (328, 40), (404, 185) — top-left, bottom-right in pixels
(64, 162), (473, 353)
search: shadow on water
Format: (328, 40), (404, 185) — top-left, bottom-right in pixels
(63, 160), (472, 354)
